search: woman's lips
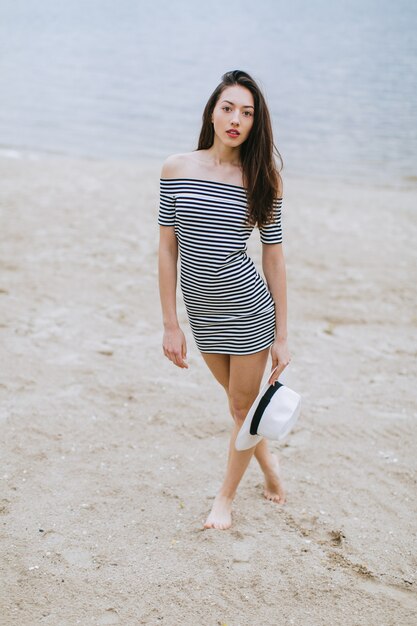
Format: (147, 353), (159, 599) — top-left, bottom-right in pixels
(226, 130), (240, 138)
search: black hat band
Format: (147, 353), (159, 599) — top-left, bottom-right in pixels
(249, 381), (283, 435)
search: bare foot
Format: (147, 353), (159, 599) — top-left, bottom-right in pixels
(203, 494), (233, 530)
(263, 454), (286, 504)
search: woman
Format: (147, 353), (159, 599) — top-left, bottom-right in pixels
(158, 69), (291, 530)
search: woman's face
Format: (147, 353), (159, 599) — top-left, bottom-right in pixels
(211, 85), (255, 146)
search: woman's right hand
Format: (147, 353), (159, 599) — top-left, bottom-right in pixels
(162, 326), (188, 369)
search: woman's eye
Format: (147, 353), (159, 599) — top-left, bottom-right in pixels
(222, 106), (253, 116)
(221, 106), (253, 117)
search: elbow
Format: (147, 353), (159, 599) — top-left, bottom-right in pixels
(159, 243), (178, 266)
(262, 254), (283, 274)
(262, 255), (285, 285)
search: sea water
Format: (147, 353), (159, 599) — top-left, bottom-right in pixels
(0, 0), (416, 187)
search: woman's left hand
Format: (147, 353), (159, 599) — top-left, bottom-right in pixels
(268, 338), (291, 384)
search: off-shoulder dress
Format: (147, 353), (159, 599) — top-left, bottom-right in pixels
(158, 177), (283, 355)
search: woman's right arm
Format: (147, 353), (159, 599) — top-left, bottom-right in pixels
(158, 224), (188, 369)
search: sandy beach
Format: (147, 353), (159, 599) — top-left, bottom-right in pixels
(0, 152), (416, 625)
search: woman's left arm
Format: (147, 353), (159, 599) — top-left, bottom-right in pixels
(262, 243), (291, 383)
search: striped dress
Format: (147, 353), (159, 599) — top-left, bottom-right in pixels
(158, 177), (283, 355)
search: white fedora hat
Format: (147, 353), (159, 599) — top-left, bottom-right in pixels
(235, 371), (301, 451)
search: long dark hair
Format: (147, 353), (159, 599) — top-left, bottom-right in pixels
(196, 69), (283, 227)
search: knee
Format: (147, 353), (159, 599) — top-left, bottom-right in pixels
(229, 393), (255, 425)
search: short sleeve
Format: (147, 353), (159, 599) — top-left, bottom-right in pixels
(259, 197), (283, 244)
(158, 179), (176, 226)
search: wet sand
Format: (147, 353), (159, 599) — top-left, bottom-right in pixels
(0, 153), (416, 625)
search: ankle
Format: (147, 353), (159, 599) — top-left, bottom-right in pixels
(217, 490), (236, 501)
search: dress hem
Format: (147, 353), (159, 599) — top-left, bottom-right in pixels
(198, 338), (275, 356)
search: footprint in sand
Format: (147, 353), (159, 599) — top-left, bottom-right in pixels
(232, 538), (257, 573)
(61, 547), (93, 568)
(40, 530), (65, 548)
(96, 609), (120, 625)
(0, 499), (10, 515)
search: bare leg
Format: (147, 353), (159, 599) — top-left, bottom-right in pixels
(201, 352), (286, 504)
(253, 438), (286, 503)
(201, 348), (270, 529)
(221, 401), (286, 502)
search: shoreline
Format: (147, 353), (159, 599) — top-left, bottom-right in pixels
(1, 146), (417, 192)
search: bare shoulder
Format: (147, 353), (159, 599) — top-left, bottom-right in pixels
(160, 152), (196, 179)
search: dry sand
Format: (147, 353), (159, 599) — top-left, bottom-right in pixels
(0, 152), (416, 625)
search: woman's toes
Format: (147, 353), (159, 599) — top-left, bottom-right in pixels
(203, 495), (233, 530)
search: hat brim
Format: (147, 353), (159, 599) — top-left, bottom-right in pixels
(235, 378), (301, 451)
(235, 377), (272, 451)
